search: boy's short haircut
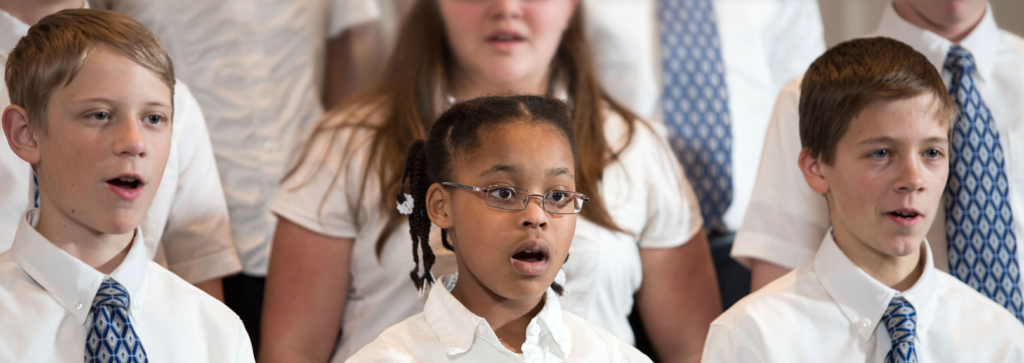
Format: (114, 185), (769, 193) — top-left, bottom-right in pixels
(5, 9), (175, 132)
(799, 37), (958, 165)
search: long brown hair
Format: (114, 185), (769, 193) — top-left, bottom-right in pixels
(286, 0), (638, 256)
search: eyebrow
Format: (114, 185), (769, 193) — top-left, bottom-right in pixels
(74, 98), (172, 109)
(478, 164), (574, 178)
(856, 136), (949, 146)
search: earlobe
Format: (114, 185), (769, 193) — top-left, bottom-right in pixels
(2, 105), (40, 164)
(797, 148), (829, 195)
(426, 183), (454, 229)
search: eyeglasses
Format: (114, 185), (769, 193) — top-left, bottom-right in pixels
(441, 182), (589, 214)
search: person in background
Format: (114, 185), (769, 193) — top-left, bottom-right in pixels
(262, 1), (720, 362)
(0, 0), (240, 301)
(0, 9), (253, 362)
(702, 37), (1024, 362)
(92, 0), (381, 352)
(735, 0), (1024, 323)
(582, 0), (826, 310)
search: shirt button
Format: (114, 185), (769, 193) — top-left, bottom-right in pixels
(263, 140), (279, 152)
(528, 325), (540, 335)
(861, 318), (871, 328)
(75, 301), (83, 310)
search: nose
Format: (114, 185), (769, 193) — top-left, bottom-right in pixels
(894, 157), (925, 194)
(519, 195), (549, 229)
(112, 119), (147, 158)
(489, 0), (523, 20)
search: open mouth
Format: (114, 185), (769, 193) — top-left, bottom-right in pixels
(107, 176), (142, 190)
(105, 174), (145, 200)
(885, 208), (922, 227)
(510, 240), (550, 276)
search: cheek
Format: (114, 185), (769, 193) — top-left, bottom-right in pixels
(440, 3), (483, 49)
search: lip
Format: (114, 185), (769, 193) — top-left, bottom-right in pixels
(884, 207), (924, 228)
(509, 239), (550, 276)
(486, 29), (527, 52)
(105, 173), (146, 201)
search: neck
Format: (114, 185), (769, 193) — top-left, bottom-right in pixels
(0, 0), (83, 26)
(448, 68), (550, 102)
(893, 0), (986, 43)
(35, 202), (134, 275)
(450, 270), (545, 353)
(832, 227), (925, 292)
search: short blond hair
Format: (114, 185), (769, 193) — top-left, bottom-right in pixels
(5, 8), (175, 132)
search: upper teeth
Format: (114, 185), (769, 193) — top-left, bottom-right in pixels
(895, 211), (916, 217)
(120, 177), (136, 182)
(496, 35), (515, 41)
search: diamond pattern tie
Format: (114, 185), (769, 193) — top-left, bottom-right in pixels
(944, 45), (1024, 324)
(882, 297), (918, 363)
(85, 278), (148, 363)
(659, 0), (733, 231)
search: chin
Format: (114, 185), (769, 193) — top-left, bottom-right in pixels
(100, 212), (143, 235)
(881, 236), (925, 257)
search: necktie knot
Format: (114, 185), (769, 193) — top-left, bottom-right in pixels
(944, 45), (976, 73)
(91, 277), (130, 311)
(882, 297), (917, 343)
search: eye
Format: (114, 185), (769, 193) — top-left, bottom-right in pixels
(871, 149), (889, 158)
(88, 112), (110, 121)
(489, 186), (517, 200)
(924, 149), (941, 158)
(143, 115), (164, 125)
(549, 191), (566, 202)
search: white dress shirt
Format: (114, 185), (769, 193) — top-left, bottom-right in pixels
(584, 0), (826, 230)
(347, 274), (652, 363)
(703, 230), (1024, 362)
(270, 105), (702, 360)
(732, 3), (1024, 290)
(94, 0), (380, 275)
(0, 5), (242, 284)
(0, 211), (255, 362)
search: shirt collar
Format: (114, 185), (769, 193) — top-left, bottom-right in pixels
(874, 1), (1000, 81)
(424, 274), (572, 358)
(0, 1), (90, 56)
(11, 209), (150, 325)
(812, 228), (938, 343)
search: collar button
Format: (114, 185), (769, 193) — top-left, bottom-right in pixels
(75, 301), (83, 310)
(861, 318), (871, 328)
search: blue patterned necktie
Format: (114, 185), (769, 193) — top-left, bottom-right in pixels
(85, 278), (148, 363)
(882, 297), (918, 363)
(659, 0), (733, 231)
(944, 45), (1024, 324)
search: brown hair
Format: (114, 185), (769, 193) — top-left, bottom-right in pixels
(799, 37), (957, 164)
(5, 8), (175, 132)
(287, 0), (637, 256)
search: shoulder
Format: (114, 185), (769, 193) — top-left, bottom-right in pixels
(144, 262), (244, 332)
(711, 267), (818, 332)
(934, 271), (1024, 338)
(347, 313), (436, 362)
(561, 310), (653, 362)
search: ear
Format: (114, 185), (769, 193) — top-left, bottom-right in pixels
(797, 147), (829, 195)
(2, 105), (40, 164)
(426, 183), (453, 229)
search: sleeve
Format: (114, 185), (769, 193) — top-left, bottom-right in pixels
(328, 0), (381, 39)
(160, 81), (243, 283)
(730, 77), (830, 269)
(269, 121), (373, 239)
(700, 325), (767, 363)
(634, 120), (704, 249)
(761, 0), (826, 95)
(235, 319), (256, 363)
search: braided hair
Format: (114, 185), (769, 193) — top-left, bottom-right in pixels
(399, 95), (578, 294)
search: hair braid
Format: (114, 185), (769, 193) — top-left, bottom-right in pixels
(403, 140), (433, 290)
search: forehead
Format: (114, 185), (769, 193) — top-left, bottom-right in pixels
(53, 45), (172, 103)
(453, 121), (574, 178)
(842, 93), (951, 143)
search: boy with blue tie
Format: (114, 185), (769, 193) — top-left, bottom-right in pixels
(701, 37), (1024, 362)
(0, 9), (253, 362)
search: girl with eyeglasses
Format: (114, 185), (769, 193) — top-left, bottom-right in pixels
(261, 1), (720, 362)
(347, 95), (649, 361)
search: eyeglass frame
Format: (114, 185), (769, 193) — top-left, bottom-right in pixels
(440, 182), (589, 214)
